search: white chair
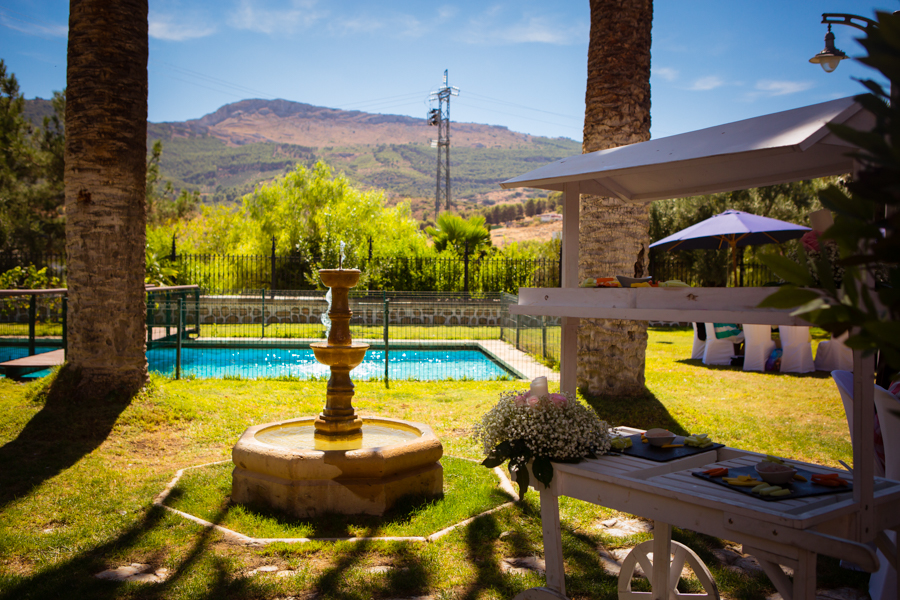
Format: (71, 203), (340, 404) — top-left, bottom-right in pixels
(815, 331), (853, 372)
(831, 370), (886, 479)
(690, 322), (706, 360)
(742, 324), (776, 372)
(869, 385), (900, 600)
(702, 323), (743, 366)
(779, 326), (814, 373)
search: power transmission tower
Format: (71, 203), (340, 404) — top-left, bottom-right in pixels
(427, 70), (458, 218)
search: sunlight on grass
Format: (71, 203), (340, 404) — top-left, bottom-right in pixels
(0, 325), (861, 600)
(165, 457), (512, 539)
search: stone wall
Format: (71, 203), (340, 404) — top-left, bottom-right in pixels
(148, 296), (506, 327)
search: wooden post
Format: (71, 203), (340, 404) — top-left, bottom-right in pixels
(852, 347), (876, 542)
(651, 522), (672, 600)
(560, 182), (580, 395)
(539, 487), (566, 596)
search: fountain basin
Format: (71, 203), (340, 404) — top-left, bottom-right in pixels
(232, 417), (443, 517)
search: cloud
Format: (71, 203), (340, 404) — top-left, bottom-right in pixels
(0, 13), (66, 38)
(149, 14), (216, 41)
(688, 76), (724, 91)
(228, 0), (325, 35)
(753, 79), (815, 97)
(460, 12), (587, 46)
(654, 67), (678, 82)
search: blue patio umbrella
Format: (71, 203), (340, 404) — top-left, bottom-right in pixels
(650, 210), (811, 283)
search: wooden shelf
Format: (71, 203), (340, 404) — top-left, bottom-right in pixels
(510, 286), (810, 326)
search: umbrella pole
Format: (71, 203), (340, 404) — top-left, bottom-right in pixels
(730, 241), (738, 287)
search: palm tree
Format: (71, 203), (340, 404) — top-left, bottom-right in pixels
(63, 0), (149, 395)
(578, 0), (653, 396)
(426, 213), (491, 255)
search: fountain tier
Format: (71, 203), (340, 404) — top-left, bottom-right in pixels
(233, 416), (443, 517)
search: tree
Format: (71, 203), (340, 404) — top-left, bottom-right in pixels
(759, 11), (899, 379)
(0, 62), (65, 254)
(62, 0), (149, 395)
(525, 198), (536, 217)
(426, 212), (491, 255)
(578, 0), (653, 397)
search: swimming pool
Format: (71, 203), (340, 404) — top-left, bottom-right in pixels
(146, 346), (515, 381)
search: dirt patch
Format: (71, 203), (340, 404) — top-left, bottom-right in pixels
(491, 221), (562, 247)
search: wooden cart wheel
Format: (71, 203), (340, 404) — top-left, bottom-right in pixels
(512, 587), (569, 600)
(617, 540), (719, 600)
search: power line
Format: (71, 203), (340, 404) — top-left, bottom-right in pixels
(465, 90), (581, 121)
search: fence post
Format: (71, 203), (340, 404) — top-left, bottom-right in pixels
(515, 313), (521, 349)
(176, 297), (183, 380)
(464, 241), (470, 293)
(28, 294), (36, 356)
(62, 296), (67, 359)
(541, 315), (547, 359)
(166, 291), (172, 339)
(270, 236), (277, 298)
(261, 289), (266, 338)
(558, 244), (563, 287)
(383, 294), (389, 389)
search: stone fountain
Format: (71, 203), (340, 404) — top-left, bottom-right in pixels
(231, 267), (443, 517)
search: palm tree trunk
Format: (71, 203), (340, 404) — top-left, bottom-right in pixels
(64, 0), (148, 394)
(578, 0), (653, 397)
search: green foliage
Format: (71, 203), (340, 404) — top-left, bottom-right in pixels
(0, 62), (65, 254)
(650, 180), (829, 286)
(425, 212), (491, 255)
(758, 11), (900, 376)
(0, 264), (62, 317)
(0, 264), (60, 290)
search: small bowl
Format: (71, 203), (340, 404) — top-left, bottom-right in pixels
(616, 276), (653, 288)
(755, 462), (797, 484)
(644, 428), (676, 447)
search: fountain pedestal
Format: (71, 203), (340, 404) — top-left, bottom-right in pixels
(231, 268), (443, 517)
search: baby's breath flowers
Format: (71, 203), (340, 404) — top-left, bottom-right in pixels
(473, 383), (612, 499)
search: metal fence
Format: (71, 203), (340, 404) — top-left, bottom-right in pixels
(145, 291), (557, 382)
(176, 253), (561, 294)
(649, 253), (776, 288)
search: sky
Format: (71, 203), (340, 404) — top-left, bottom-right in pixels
(0, 1), (893, 142)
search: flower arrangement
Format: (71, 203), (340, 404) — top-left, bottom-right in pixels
(473, 377), (612, 499)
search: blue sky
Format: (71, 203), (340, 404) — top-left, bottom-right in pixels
(0, 1), (892, 141)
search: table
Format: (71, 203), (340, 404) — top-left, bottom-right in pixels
(514, 428), (900, 600)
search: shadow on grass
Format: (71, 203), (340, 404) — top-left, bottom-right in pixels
(0, 367), (135, 512)
(0, 500), (240, 600)
(581, 388), (689, 436)
(675, 358), (833, 379)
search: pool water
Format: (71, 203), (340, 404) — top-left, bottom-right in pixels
(146, 347), (513, 381)
(0, 346), (55, 363)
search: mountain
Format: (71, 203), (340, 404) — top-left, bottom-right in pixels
(146, 99), (581, 211)
(23, 97), (581, 213)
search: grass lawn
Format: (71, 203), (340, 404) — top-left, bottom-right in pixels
(0, 327), (863, 599)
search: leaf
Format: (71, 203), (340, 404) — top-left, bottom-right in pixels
(481, 440), (512, 468)
(757, 254), (816, 287)
(532, 455), (554, 488)
(757, 286), (821, 309)
(509, 459), (530, 501)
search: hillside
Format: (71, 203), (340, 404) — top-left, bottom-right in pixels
(145, 98), (582, 210)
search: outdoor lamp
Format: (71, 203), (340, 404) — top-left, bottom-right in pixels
(809, 25), (847, 73)
(810, 13), (877, 73)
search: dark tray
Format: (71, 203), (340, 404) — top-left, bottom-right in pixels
(611, 434), (723, 462)
(692, 465), (852, 502)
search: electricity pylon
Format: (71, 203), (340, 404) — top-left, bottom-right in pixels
(427, 70), (459, 218)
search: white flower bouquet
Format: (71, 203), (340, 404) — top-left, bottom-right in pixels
(473, 377), (612, 499)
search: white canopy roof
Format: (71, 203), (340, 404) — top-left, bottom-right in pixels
(501, 96), (872, 203)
